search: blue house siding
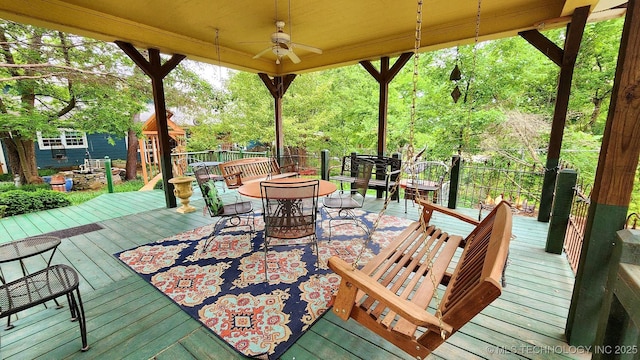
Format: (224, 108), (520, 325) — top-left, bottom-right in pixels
(36, 134), (128, 169)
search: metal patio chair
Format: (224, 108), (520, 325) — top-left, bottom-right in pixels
(322, 159), (374, 240)
(403, 160), (449, 212)
(260, 179), (320, 282)
(195, 167), (254, 253)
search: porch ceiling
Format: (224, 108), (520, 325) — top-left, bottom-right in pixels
(0, 0), (627, 76)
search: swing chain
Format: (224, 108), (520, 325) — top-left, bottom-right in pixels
(351, 0), (424, 269)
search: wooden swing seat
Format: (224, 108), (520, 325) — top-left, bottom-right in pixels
(328, 199), (512, 358)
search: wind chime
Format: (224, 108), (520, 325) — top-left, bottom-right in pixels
(449, 0), (482, 104)
(449, 49), (462, 103)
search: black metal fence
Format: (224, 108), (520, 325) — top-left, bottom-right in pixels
(456, 158), (545, 214)
(565, 180), (591, 274)
(194, 149), (558, 214)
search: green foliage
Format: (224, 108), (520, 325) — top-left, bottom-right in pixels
(0, 189), (70, 216)
(38, 168), (58, 176)
(19, 183), (52, 192)
(0, 183), (16, 193)
(0, 182), (55, 193)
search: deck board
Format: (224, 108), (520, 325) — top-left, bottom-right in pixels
(0, 191), (587, 359)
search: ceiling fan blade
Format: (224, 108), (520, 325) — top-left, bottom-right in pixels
(252, 46), (273, 59)
(287, 51), (301, 64)
(291, 42), (322, 54)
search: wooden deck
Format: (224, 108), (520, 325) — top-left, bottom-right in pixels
(0, 190), (587, 359)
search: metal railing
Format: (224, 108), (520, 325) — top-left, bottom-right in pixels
(457, 159), (545, 213)
(565, 181), (591, 274)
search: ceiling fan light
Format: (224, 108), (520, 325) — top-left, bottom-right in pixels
(272, 46), (289, 57)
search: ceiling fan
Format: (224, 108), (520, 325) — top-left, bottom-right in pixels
(252, 20), (322, 64)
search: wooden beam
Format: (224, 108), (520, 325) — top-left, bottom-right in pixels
(519, 30), (563, 66)
(360, 53), (412, 199)
(360, 52), (413, 157)
(258, 73), (297, 164)
(566, 0), (640, 346)
(116, 41), (185, 208)
(523, 6), (589, 222)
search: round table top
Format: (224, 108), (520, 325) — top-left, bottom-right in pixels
(0, 236), (61, 263)
(399, 178), (440, 191)
(238, 178), (337, 199)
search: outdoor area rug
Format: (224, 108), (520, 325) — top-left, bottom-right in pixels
(115, 209), (413, 359)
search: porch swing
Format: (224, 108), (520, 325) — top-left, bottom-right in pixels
(326, 1), (513, 358)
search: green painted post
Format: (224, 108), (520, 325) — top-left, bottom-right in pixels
(538, 160), (559, 223)
(565, 204), (628, 346)
(545, 169), (577, 254)
(240, 148), (245, 159)
(593, 230), (640, 359)
(321, 150), (329, 181)
(447, 155), (460, 209)
(104, 156), (114, 193)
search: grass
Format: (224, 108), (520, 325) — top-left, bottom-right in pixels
(65, 179), (147, 205)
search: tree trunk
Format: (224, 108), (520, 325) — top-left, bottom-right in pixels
(126, 128), (139, 180)
(14, 137), (39, 183)
(587, 96), (604, 131)
(1, 134), (39, 184)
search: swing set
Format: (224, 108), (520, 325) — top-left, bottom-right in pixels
(327, 1), (513, 358)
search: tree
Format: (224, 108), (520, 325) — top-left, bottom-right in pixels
(570, 18), (623, 134)
(0, 21), (223, 183)
(0, 21), (147, 183)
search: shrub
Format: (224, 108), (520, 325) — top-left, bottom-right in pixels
(0, 189), (70, 216)
(0, 183), (51, 194)
(19, 183), (52, 192)
(0, 183), (17, 193)
(38, 168), (59, 176)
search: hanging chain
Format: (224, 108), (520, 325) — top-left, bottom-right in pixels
(463, 0), (482, 149)
(215, 29), (223, 86)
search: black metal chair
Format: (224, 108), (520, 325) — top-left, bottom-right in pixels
(322, 160), (374, 240)
(0, 264), (89, 351)
(403, 160), (449, 212)
(195, 167), (254, 253)
(260, 179), (320, 282)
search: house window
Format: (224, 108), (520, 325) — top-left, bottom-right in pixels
(37, 130), (88, 150)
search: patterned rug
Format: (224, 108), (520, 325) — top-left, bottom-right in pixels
(115, 209), (413, 359)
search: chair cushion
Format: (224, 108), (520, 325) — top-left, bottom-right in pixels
(201, 180), (224, 215)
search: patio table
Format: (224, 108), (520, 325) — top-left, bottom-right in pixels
(0, 235), (61, 329)
(238, 177), (336, 199)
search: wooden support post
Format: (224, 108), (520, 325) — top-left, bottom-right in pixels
(566, 0), (640, 346)
(116, 41), (185, 208)
(519, 6), (589, 223)
(545, 169), (577, 254)
(360, 53), (412, 198)
(360, 53), (413, 157)
(258, 73), (296, 165)
(448, 155), (461, 209)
